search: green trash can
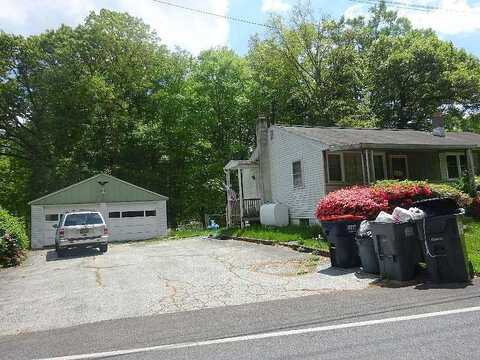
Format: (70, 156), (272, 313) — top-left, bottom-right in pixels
(369, 221), (422, 281)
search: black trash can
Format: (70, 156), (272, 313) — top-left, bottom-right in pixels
(356, 234), (380, 274)
(369, 221), (421, 281)
(413, 199), (471, 283)
(321, 220), (362, 268)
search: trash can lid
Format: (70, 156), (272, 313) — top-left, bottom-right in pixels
(412, 198), (460, 217)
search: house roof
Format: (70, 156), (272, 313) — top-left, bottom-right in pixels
(276, 125), (480, 151)
(29, 173), (168, 206)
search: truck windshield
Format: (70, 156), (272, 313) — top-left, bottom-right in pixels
(64, 213), (103, 226)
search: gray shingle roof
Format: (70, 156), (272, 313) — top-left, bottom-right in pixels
(277, 125), (480, 150)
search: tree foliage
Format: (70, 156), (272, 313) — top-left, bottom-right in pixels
(0, 3), (479, 228)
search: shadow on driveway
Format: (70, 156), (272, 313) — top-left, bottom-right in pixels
(46, 248), (103, 262)
(317, 265), (379, 282)
(413, 281), (473, 290)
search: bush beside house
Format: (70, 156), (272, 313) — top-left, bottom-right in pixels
(0, 209), (28, 268)
(316, 180), (472, 221)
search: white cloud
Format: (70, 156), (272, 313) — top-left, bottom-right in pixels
(343, 0), (480, 35)
(0, 0), (229, 55)
(398, 0), (480, 35)
(344, 4), (369, 20)
(261, 0), (291, 13)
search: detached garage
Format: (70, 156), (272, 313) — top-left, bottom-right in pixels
(29, 174), (168, 249)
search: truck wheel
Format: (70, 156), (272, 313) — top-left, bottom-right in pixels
(100, 244), (108, 253)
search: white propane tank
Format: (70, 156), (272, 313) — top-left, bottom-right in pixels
(260, 203), (289, 227)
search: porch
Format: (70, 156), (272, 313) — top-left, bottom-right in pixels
(224, 160), (262, 228)
(324, 147), (479, 194)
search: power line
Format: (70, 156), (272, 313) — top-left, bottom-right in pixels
(151, 0), (275, 29)
(349, 0), (474, 14)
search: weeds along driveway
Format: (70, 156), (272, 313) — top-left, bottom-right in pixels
(0, 237), (376, 336)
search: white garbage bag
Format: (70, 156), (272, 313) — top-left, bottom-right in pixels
(375, 211), (395, 223)
(408, 207), (425, 220)
(392, 207), (414, 223)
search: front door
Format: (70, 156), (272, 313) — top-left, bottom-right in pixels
(390, 155), (408, 180)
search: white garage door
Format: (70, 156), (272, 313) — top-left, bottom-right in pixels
(105, 203), (160, 242)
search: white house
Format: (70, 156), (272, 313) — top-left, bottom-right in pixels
(224, 116), (480, 227)
(29, 173), (168, 249)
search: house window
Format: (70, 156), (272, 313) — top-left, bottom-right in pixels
(327, 153), (344, 182)
(45, 214), (59, 222)
(146, 210), (156, 217)
(390, 155), (408, 180)
(292, 161), (303, 188)
(445, 153), (467, 180)
(373, 153), (387, 180)
(109, 211), (120, 218)
(122, 211), (145, 218)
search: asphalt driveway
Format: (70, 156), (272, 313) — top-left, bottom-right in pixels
(0, 237), (376, 336)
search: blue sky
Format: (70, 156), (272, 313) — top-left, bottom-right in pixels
(1, 0), (480, 57)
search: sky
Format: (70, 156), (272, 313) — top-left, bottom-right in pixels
(1, 0), (480, 57)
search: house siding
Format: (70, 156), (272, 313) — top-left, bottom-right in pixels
(268, 127), (326, 223)
(242, 168), (260, 199)
(30, 205), (44, 249)
(158, 200), (168, 235)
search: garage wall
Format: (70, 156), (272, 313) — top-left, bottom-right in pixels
(30, 205), (44, 249)
(31, 200), (168, 249)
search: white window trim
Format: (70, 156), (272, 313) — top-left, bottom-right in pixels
(292, 160), (304, 189)
(372, 152), (388, 181)
(444, 152), (467, 181)
(327, 152), (345, 184)
(389, 155), (409, 179)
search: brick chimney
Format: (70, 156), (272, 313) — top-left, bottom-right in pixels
(432, 111), (445, 137)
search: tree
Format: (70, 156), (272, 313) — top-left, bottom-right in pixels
(247, 1), (480, 129)
(367, 30), (480, 129)
(185, 48), (256, 220)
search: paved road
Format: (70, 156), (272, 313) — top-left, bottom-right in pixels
(0, 238), (374, 336)
(1, 278), (478, 359)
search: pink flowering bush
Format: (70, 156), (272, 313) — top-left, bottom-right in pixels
(373, 180), (432, 210)
(315, 181), (440, 222)
(315, 186), (389, 221)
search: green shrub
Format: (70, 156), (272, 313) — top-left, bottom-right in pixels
(373, 179), (429, 189)
(373, 180), (472, 209)
(176, 221), (204, 231)
(428, 183), (472, 208)
(0, 209), (28, 268)
(451, 174), (474, 195)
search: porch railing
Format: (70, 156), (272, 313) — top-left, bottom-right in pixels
(243, 198), (262, 219)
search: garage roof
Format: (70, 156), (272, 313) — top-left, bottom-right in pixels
(277, 126), (480, 150)
(29, 174), (168, 205)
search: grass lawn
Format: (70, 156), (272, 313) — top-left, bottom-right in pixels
(220, 225), (329, 252)
(463, 217), (480, 274)
(168, 228), (214, 239)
